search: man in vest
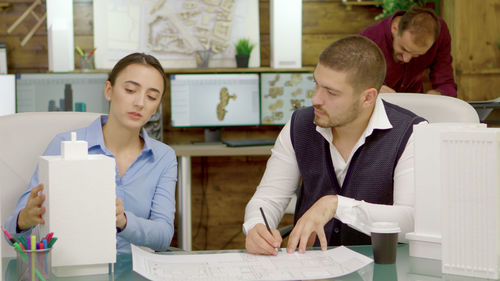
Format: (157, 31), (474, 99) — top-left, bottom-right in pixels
(243, 35), (426, 255)
(360, 5), (457, 97)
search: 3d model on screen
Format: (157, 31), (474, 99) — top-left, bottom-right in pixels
(216, 87), (237, 121)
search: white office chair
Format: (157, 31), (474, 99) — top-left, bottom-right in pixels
(0, 112), (101, 257)
(379, 93), (480, 123)
(280, 93), (480, 235)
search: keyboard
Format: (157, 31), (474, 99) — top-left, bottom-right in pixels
(223, 138), (276, 147)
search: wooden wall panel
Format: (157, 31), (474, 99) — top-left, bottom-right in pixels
(5, 36), (48, 71)
(0, 2), (47, 35)
(1, 1), (48, 72)
(456, 75), (500, 101)
(452, 0), (500, 72)
(303, 34), (349, 65)
(442, 0), (500, 102)
(74, 0), (94, 62)
(302, 2), (380, 34)
(2, 1), (94, 72)
(73, 1), (93, 36)
(190, 156), (294, 250)
(260, 0), (380, 66)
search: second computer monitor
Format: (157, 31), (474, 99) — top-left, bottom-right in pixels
(170, 73), (260, 128)
(260, 72), (314, 125)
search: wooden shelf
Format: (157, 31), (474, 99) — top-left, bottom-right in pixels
(342, 1), (383, 6)
(72, 67), (315, 74)
(163, 66), (315, 74)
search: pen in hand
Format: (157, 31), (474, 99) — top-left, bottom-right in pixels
(259, 207), (272, 235)
(260, 207), (280, 252)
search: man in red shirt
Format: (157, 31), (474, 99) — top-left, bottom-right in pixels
(360, 5), (457, 97)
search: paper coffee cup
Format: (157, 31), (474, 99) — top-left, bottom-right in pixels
(371, 222), (400, 264)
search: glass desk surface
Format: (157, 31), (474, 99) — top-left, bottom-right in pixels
(1, 244), (493, 280)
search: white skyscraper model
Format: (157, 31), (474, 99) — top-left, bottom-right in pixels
(407, 123), (500, 279)
(39, 132), (116, 276)
(406, 123), (485, 260)
(441, 128), (500, 279)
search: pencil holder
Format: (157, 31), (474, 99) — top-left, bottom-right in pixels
(78, 53), (94, 71)
(16, 248), (52, 281)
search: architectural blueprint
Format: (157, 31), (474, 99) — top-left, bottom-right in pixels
(132, 245), (373, 281)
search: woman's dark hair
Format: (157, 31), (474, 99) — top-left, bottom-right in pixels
(107, 53), (167, 97)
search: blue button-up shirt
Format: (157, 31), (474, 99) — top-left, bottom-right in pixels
(4, 115), (177, 254)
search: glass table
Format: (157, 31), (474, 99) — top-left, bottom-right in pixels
(1, 244), (492, 280)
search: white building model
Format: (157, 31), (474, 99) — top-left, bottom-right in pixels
(407, 123), (500, 279)
(39, 132), (116, 276)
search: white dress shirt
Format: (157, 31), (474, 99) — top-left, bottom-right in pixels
(243, 97), (425, 243)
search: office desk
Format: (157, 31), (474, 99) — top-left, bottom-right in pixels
(170, 143), (273, 251)
(2, 245), (492, 280)
(469, 100), (500, 124)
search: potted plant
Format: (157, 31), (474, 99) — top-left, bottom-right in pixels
(375, 0), (426, 20)
(234, 38), (254, 68)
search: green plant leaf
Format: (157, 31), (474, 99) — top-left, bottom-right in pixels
(375, 0), (426, 20)
(235, 38), (255, 56)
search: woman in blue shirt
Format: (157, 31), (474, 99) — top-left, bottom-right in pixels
(4, 53), (177, 254)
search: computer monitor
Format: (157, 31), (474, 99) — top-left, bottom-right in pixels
(15, 73), (163, 141)
(260, 72), (314, 125)
(16, 73), (109, 113)
(170, 73), (260, 142)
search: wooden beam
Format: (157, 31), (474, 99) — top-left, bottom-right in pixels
(7, 0), (41, 34)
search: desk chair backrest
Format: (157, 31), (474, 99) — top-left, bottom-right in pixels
(379, 93), (480, 123)
(0, 112), (101, 257)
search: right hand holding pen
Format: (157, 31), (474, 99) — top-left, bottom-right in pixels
(17, 184), (46, 231)
(245, 223), (282, 255)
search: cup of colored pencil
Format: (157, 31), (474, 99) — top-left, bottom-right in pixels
(3, 227), (57, 281)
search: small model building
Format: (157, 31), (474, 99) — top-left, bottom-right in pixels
(39, 132), (116, 277)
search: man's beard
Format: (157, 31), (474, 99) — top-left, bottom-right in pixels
(313, 102), (361, 129)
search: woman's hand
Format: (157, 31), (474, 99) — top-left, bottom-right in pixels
(17, 184), (46, 231)
(116, 198), (127, 231)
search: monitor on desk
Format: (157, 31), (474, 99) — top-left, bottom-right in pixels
(170, 73), (260, 142)
(16, 73), (109, 113)
(260, 72), (315, 125)
(15, 73), (163, 141)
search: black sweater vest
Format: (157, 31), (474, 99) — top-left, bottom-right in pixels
(290, 101), (425, 245)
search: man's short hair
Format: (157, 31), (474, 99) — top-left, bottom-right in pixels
(398, 5), (441, 46)
(319, 35), (386, 92)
